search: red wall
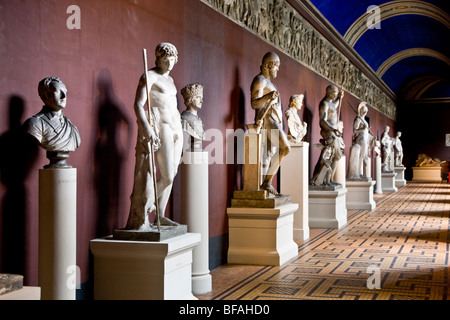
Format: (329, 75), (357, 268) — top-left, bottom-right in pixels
(0, 0), (395, 288)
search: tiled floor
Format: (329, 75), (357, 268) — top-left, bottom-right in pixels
(197, 181), (450, 300)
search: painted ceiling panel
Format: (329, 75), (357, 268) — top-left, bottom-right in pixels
(308, 0), (450, 101)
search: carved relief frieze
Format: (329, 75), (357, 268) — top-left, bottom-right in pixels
(201, 0), (397, 120)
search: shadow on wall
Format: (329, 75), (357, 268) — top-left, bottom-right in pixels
(91, 68), (133, 237)
(0, 95), (39, 277)
(226, 67), (246, 195)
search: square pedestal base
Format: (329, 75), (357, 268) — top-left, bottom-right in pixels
(394, 166), (407, 187)
(227, 203), (299, 266)
(346, 180), (376, 210)
(309, 187), (347, 228)
(412, 167), (442, 182)
(0, 287), (41, 300)
(382, 172), (398, 192)
(90, 233), (200, 300)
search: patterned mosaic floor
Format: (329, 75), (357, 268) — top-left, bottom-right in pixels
(208, 182), (450, 300)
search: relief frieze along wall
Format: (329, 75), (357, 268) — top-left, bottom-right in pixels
(200, 0), (397, 120)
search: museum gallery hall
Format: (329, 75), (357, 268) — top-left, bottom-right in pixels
(0, 0), (449, 304)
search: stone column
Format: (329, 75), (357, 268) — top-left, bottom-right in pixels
(181, 150), (212, 295)
(39, 168), (77, 300)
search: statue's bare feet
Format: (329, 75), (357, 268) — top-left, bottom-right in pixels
(159, 216), (180, 227)
(261, 182), (280, 196)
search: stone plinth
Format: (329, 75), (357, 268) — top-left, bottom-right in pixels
(381, 171), (398, 192)
(0, 287), (41, 300)
(280, 142), (309, 241)
(374, 155), (383, 194)
(39, 168), (77, 300)
(90, 233), (201, 300)
(412, 166), (442, 182)
(346, 179), (376, 210)
(180, 150), (211, 295)
(394, 166), (407, 187)
(227, 203), (299, 266)
(309, 187), (347, 228)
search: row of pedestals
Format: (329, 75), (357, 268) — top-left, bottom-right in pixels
(226, 137), (408, 272)
(36, 141), (409, 300)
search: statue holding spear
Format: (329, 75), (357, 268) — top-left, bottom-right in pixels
(124, 43), (183, 231)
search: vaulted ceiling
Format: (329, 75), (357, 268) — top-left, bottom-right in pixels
(307, 0), (450, 103)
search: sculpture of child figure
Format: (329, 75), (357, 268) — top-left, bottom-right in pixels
(285, 94), (307, 144)
(310, 137), (334, 186)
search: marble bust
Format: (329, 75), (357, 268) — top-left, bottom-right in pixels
(180, 83), (205, 151)
(285, 94), (307, 144)
(23, 76), (81, 168)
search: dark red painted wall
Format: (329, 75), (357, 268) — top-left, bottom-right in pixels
(0, 0), (395, 287)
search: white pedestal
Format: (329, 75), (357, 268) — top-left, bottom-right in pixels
(412, 167), (442, 182)
(227, 203), (299, 266)
(181, 151), (212, 295)
(346, 180), (376, 210)
(381, 171), (398, 192)
(0, 287), (41, 300)
(374, 156), (383, 194)
(394, 166), (407, 187)
(309, 187), (347, 228)
(280, 142), (309, 241)
(39, 168), (77, 300)
(90, 233), (201, 300)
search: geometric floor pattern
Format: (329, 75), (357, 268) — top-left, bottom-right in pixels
(211, 182), (450, 300)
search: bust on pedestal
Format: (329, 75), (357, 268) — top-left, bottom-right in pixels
(179, 83), (212, 295)
(23, 76), (80, 300)
(281, 94), (309, 241)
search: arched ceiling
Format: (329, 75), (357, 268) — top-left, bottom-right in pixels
(307, 0), (450, 102)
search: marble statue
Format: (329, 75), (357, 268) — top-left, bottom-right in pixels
(347, 102), (375, 179)
(125, 43), (183, 231)
(181, 83), (205, 151)
(310, 85), (344, 187)
(393, 131), (403, 167)
(416, 154), (442, 167)
(250, 51), (290, 195)
(285, 94), (307, 144)
(381, 126), (394, 172)
(23, 76), (81, 168)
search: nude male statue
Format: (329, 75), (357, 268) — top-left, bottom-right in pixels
(250, 51), (290, 195)
(126, 43), (182, 230)
(23, 76), (81, 168)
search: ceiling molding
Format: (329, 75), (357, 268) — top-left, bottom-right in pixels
(344, 0), (450, 47)
(377, 48), (450, 77)
(289, 0), (397, 102)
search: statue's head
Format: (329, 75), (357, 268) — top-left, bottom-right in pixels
(155, 42), (178, 71)
(261, 52), (280, 78)
(325, 85), (339, 100)
(357, 102), (368, 116)
(181, 83), (204, 110)
(289, 94), (304, 110)
(38, 76), (67, 111)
